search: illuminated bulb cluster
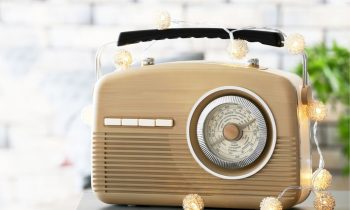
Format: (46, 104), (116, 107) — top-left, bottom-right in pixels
(114, 49), (132, 69)
(285, 33), (305, 54)
(183, 194), (204, 210)
(259, 197), (283, 210)
(299, 105), (309, 118)
(227, 39), (249, 59)
(155, 11), (171, 30)
(313, 169), (332, 191)
(307, 100), (327, 121)
(314, 192), (336, 210)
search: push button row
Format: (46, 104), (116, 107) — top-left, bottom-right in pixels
(104, 118), (173, 127)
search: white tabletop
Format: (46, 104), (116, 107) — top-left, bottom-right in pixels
(77, 190), (349, 210)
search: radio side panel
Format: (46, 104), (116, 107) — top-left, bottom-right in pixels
(92, 63), (310, 209)
(266, 69), (312, 204)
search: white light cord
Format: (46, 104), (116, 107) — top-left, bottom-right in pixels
(139, 40), (158, 63)
(278, 121), (327, 201)
(313, 121), (325, 169)
(277, 186), (313, 200)
(95, 41), (116, 81)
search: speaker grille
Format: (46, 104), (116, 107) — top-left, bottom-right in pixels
(92, 132), (298, 200)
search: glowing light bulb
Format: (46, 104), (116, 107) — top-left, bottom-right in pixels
(285, 33), (305, 54)
(298, 105), (309, 118)
(260, 197), (283, 210)
(114, 49), (132, 69)
(306, 101), (327, 121)
(313, 169), (332, 191)
(155, 11), (171, 30)
(227, 39), (249, 59)
(314, 191), (336, 210)
(81, 104), (93, 126)
(182, 194), (204, 210)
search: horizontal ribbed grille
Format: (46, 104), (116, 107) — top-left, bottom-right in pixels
(92, 132), (298, 199)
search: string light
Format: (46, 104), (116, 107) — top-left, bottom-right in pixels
(313, 169), (332, 191)
(150, 14), (335, 210)
(314, 191), (336, 210)
(285, 33), (305, 54)
(155, 11), (171, 30)
(299, 105), (309, 118)
(97, 15), (337, 209)
(275, 99), (333, 209)
(114, 49), (132, 69)
(307, 100), (327, 121)
(259, 197), (283, 210)
(182, 194), (204, 210)
(227, 39), (249, 59)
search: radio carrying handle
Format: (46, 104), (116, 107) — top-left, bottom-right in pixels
(117, 28), (284, 47)
(97, 28), (311, 104)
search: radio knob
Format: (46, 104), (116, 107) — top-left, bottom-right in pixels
(142, 57), (155, 66)
(248, 58), (259, 68)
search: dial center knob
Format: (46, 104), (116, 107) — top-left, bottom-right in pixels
(223, 123), (241, 141)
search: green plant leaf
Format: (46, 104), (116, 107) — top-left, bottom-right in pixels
(323, 67), (340, 93)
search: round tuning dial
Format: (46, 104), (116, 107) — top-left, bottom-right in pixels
(187, 86), (277, 179)
(197, 96), (267, 169)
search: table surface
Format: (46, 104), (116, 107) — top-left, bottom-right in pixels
(77, 190), (349, 210)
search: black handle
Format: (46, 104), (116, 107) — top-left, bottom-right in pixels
(117, 28), (284, 47)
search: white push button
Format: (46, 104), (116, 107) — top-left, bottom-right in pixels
(121, 119), (138, 126)
(104, 118), (121, 126)
(155, 119), (173, 127)
(138, 119), (155, 127)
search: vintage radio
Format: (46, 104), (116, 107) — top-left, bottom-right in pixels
(92, 28), (312, 209)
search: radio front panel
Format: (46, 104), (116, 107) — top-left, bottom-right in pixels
(92, 62), (309, 209)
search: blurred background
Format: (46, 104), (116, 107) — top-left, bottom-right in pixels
(0, 0), (349, 210)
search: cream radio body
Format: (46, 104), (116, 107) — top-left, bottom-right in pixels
(92, 28), (312, 209)
(92, 61), (312, 209)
